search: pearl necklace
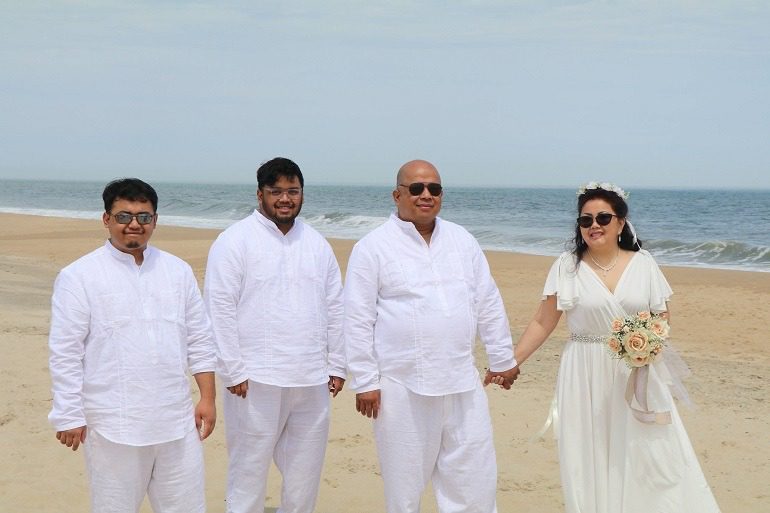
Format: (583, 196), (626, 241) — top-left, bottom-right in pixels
(588, 249), (619, 277)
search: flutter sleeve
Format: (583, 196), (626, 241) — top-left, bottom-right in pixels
(542, 252), (579, 311)
(641, 249), (673, 312)
(642, 250), (692, 406)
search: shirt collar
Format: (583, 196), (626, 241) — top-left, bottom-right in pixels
(104, 239), (155, 265)
(253, 209), (302, 238)
(389, 212), (442, 242)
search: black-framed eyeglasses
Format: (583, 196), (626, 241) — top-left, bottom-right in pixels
(110, 212), (156, 225)
(398, 182), (443, 196)
(577, 212), (617, 228)
(263, 187), (302, 198)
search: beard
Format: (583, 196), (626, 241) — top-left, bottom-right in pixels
(264, 199), (303, 227)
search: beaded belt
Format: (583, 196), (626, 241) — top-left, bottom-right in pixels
(569, 333), (606, 343)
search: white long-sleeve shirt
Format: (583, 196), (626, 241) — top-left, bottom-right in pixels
(344, 214), (516, 395)
(204, 210), (345, 388)
(48, 242), (216, 446)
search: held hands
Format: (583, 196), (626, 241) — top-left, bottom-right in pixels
(483, 366), (521, 390)
(328, 376), (345, 398)
(56, 426), (87, 451)
(356, 390), (381, 419)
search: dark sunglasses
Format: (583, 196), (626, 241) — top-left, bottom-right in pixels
(111, 212), (156, 225)
(398, 182), (443, 196)
(577, 212), (617, 228)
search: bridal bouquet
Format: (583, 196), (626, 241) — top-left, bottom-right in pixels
(607, 311), (670, 368)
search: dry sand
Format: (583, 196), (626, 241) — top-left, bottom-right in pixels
(1, 213), (767, 512)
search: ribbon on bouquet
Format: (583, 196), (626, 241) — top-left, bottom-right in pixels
(625, 365), (672, 425)
(530, 395), (559, 441)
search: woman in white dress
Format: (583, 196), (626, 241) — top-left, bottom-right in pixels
(490, 183), (721, 512)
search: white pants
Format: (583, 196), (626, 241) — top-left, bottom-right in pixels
(84, 427), (205, 513)
(223, 381), (330, 513)
(374, 378), (498, 513)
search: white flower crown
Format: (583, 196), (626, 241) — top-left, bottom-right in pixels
(576, 181), (629, 200)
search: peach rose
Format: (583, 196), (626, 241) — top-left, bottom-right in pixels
(611, 319), (624, 332)
(651, 320), (670, 338)
(608, 337), (622, 353)
(637, 311), (651, 321)
(624, 331), (649, 353)
(629, 354), (650, 367)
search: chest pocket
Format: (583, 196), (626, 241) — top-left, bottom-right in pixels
(157, 291), (184, 324)
(380, 260), (410, 298)
(93, 293), (132, 334)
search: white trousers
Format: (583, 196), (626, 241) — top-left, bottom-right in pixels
(374, 378), (498, 513)
(84, 427), (205, 513)
(223, 381), (330, 513)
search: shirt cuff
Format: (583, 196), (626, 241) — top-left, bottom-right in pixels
(222, 372), (250, 389)
(488, 357), (517, 373)
(50, 416), (87, 433)
(189, 364), (217, 376)
(352, 381), (381, 394)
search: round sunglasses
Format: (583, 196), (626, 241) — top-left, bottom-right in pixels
(576, 212), (617, 228)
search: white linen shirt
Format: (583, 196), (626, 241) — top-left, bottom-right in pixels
(204, 210), (345, 388)
(344, 213), (516, 395)
(48, 241), (216, 446)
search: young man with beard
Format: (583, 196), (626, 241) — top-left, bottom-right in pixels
(204, 157), (345, 513)
(48, 178), (217, 513)
(344, 159), (519, 513)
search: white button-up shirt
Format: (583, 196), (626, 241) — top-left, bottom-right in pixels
(204, 210), (345, 388)
(48, 242), (216, 446)
(345, 214), (516, 395)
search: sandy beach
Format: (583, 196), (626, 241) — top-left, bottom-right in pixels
(1, 212), (767, 512)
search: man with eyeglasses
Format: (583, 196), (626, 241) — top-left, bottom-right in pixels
(344, 159), (519, 513)
(204, 157), (345, 513)
(47, 178), (217, 513)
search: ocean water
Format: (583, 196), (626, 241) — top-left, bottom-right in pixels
(1, 179), (768, 272)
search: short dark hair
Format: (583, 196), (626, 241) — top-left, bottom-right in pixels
(256, 157), (304, 189)
(571, 187), (642, 263)
(102, 178), (158, 213)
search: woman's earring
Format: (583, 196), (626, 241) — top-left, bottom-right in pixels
(618, 233), (622, 242)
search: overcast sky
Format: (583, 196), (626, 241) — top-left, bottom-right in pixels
(1, 1), (769, 188)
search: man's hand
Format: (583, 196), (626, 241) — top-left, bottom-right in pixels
(195, 397), (216, 440)
(356, 390), (381, 419)
(328, 376), (345, 398)
(227, 380), (249, 398)
(56, 426), (87, 451)
(483, 366), (521, 390)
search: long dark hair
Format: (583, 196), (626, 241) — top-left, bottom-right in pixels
(572, 187), (642, 263)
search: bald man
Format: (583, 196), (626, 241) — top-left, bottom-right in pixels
(344, 160), (519, 513)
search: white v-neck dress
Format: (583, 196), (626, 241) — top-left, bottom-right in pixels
(543, 250), (721, 513)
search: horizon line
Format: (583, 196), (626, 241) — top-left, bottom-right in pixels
(1, 176), (769, 192)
